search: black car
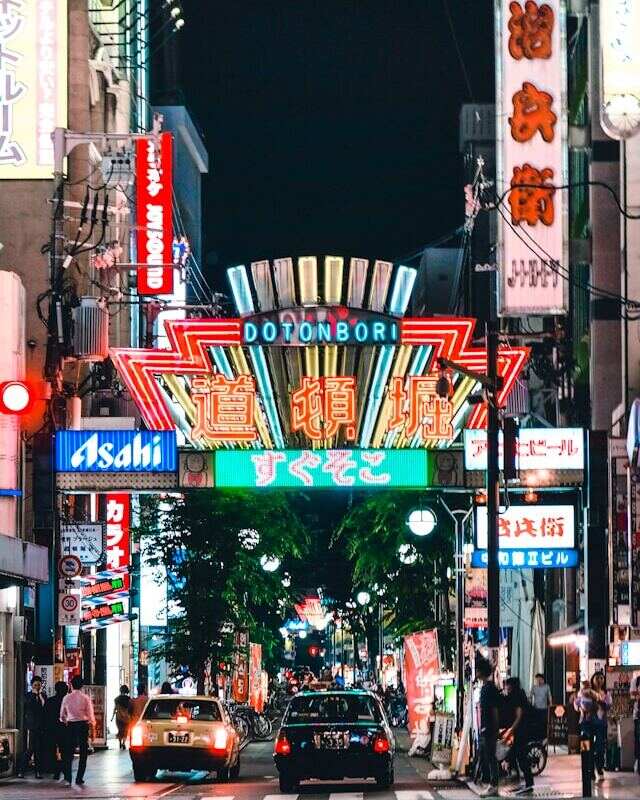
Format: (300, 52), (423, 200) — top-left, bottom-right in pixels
(273, 690), (395, 792)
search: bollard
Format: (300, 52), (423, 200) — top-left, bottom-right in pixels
(580, 732), (592, 798)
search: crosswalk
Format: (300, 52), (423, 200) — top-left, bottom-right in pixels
(199, 791), (444, 800)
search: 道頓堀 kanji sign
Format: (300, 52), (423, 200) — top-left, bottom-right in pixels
(496, 0), (568, 315)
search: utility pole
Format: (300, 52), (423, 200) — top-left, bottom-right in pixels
(486, 318), (501, 651)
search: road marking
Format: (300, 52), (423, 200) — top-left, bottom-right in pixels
(263, 794), (299, 800)
(395, 791), (435, 800)
(200, 796), (235, 800)
(329, 794), (364, 800)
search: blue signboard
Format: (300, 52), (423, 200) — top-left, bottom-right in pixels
(471, 548), (577, 569)
(56, 430), (177, 473)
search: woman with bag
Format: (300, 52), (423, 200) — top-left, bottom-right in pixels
(112, 685), (132, 750)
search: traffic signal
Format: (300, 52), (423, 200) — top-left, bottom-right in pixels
(307, 645), (320, 658)
(0, 381), (34, 415)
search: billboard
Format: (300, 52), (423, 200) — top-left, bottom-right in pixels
(55, 430), (177, 473)
(136, 132), (174, 295)
(215, 449), (431, 489)
(476, 504), (575, 549)
(0, 0), (67, 178)
(464, 427), (584, 471)
(496, 0), (568, 315)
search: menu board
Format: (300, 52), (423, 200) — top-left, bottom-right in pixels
(605, 666), (636, 722)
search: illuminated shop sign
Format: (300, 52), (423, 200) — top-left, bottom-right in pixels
(136, 132), (174, 295)
(81, 575), (130, 604)
(56, 430), (177, 473)
(476, 504), (575, 550)
(0, 0), (67, 179)
(106, 494), (130, 570)
(81, 599), (125, 624)
(242, 307), (400, 346)
(464, 428), (584, 471)
(600, 0), (640, 139)
(471, 548), (577, 569)
(215, 449), (431, 489)
(496, 0), (568, 315)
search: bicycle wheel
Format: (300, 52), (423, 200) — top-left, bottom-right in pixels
(253, 713), (273, 740)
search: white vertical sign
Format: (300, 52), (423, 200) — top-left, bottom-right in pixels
(496, 0), (568, 315)
(600, 0), (640, 139)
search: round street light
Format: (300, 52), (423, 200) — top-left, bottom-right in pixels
(356, 590), (371, 606)
(398, 543), (418, 565)
(406, 508), (437, 537)
(260, 554), (280, 572)
(298, 630), (307, 639)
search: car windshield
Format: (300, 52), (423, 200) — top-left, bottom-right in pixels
(285, 693), (382, 723)
(142, 699), (222, 722)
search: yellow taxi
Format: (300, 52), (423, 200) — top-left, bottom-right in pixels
(129, 694), (241, 782)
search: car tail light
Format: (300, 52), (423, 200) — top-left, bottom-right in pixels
(373, 734), (390, 754)
(176, 715), (189, 725)
(213, 727), (228, 750)
(274, 734), (291, 755)
(130, 725), (144, 748)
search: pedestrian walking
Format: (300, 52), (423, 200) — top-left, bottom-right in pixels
(630, 672), (640, 773)
(529, 672), (552, 738)
(130, 683), (149, 726)
(476, 656), (501, 797)
(112, 685), (132, 750)
(60, 675), (96, 787)
(17, 675), (46, 778)
(502, 677), (534, 794)
(44, 681), (68, 779)
(590, 671), (611, 780)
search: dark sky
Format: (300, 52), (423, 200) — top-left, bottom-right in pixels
(178, 1), (494, 279)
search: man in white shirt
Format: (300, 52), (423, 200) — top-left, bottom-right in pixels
(59, 675), (96, 786)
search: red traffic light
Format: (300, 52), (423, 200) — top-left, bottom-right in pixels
(0, 381), (34, 415)
(308, 645), (320, 658)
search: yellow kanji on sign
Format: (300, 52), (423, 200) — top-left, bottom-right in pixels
(192, 374), (257, 441)
(291, 376), (357, 441)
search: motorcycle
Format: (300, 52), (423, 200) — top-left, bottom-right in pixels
(386, 694), (408, 728)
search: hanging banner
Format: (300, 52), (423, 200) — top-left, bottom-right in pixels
(232, 629), (249, 703)
(464, 568), (488, 628)
(403, 629), (440, 737)
(105, 494), (130, 571)
(248, 642), (263, 713)
(496, 0), (568, 315)
(136, 131), (174, 295)
(0, 0), (67, 179)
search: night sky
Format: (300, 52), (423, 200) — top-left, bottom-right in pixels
(178, 1), (494, 281)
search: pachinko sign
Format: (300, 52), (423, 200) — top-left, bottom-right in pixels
(403, 629), (440, 736)
(136, 131), (174, 295)
(496, 0), (567, 315)
(0, 0), (67, 178)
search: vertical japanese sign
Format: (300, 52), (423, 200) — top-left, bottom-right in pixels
(600, 1), (640, 139)
(105, 494), (130, 571)
(136, 132), (174, 295)
(496, 0), (568, 315)
(248, 642), (263, 712)
(403, 629), (440, 737)
(232, 628), (249, 703)
(0, 0), (67, 178)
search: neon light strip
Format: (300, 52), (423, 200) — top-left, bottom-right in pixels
(227, 265), (254, 316)
(248, 346), (285, 448)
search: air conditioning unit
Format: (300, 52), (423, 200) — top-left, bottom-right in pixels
(72, 297), (109, 361)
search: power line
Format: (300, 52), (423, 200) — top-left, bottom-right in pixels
(441, 0), (475, 103)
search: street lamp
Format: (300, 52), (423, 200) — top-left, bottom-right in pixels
(406, 507), (437, 536)
(260, 554), (280, 572)
(356, 590), (371, 606)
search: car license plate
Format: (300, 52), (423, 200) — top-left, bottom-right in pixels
(166, 731), (190, 745)
(314, 731), (349, 750)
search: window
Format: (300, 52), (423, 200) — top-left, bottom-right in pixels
(143, 699), (221, 722)
(285, 693), (382, 724)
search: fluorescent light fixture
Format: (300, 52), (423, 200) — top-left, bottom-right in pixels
(227, 265), (254, 316)
(388, 265), (417, 316)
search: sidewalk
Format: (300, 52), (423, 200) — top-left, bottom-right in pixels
(466, 753), (640, 798)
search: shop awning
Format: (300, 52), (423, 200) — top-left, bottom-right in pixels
(0, 533), (48, 584)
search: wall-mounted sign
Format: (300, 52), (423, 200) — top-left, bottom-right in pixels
(464, 428), (584, 471)
(60, 522), (105, 565)
(106, 494), (130, 571)
(58, 554), (82, 579)
(136, 132), (174, 295)
(476, 504), (575, 549)
(81, 599), (125, 625)
(471, 548), (577, 569)
(0, 0), (67, 179)
(600, 0), (640, 138)
(215, 449), (431, 489)
(81, 574), (130, 603)
(242, 307), (400, 346)
(496, 0), (568, 315)
(58, 592), (81, 626)
(179, 451), (214, 488)
(56, 430), (177, 473)
(464, 568), (488, 628)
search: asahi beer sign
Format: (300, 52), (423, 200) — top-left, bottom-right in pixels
(136, 132), (174, 295)
(56, 430), (177, 473)
(496, 0), (568, 315)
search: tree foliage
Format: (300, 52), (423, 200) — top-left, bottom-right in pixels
(137, 490), (309, 685)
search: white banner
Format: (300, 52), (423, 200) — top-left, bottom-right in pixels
(496, 0), (568, 315)
(476, 504), (575, 549)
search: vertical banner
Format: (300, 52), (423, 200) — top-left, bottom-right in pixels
(136, 132), (174, 295)
(248, 642), (263, 712)
(82, 685), (106, 748)
(105, 494), (131, 571)
(464, 568), (488, 628)
(403, 629), (440, 736)
(600, 1), (640, 139)
(232, 629), (249, 703)
(0, 0), (67, 178)
(496, 0), (568, 315)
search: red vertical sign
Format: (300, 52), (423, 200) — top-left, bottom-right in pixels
(403, 629), (440, 736)
(249, 642), (263, 712)
(105, 494), (130, 570)
(136, 132), (174, 295)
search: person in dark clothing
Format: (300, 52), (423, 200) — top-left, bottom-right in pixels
(112, 685), (132, 750)
(17, 675), (47, 778)
(44, 681), (68, 778)
(502, 677), (534, 794)
(160, 681), (174, 694)
(476, 656), (501, 797)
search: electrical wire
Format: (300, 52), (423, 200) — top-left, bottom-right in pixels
(441, 0), (475, 103)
